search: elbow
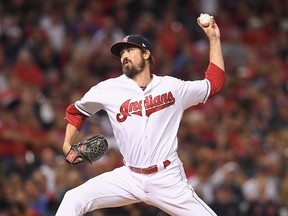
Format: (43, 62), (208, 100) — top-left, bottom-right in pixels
(205, 62), (226, 97)
(65, 104), (88, 131)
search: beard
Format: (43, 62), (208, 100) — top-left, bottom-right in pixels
(122, 56), (145, 79)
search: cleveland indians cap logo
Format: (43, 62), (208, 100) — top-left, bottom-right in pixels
(122, 36), (129, 42)
(116, 91), (175, 122)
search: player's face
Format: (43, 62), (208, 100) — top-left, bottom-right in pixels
(120, 47), (145, 78)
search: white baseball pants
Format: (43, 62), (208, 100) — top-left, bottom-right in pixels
(56, 156), (217, 216)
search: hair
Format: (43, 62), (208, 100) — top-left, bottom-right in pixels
(141, 49), (154, 69)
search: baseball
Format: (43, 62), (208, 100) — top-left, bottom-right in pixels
(199, 13), (211, 27)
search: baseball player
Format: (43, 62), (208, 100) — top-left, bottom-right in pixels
(56, 15), (225, 216)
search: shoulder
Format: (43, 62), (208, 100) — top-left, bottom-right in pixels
(92, 75), (126, 88)
(152, 74), (181, 84)
(155, 74), (207, 85)
(101, 75), (126, 84)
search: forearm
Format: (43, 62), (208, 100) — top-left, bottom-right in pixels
(63, 103), (89, 155)
(63, 123), (80, 155)
(209, 38), (225, 72)
(197, 14), (225, 72)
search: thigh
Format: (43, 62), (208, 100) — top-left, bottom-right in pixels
(62, 166), (142, 214)
(147, 158), (217, 216)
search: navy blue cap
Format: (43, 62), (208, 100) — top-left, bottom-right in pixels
(110, 35), (151, 57)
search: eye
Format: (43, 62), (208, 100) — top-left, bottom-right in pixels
(120, 48), (131, 56)
(120, 49), (126, 56)
(120, 51), (124, 57)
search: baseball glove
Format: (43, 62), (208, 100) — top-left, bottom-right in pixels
(65, 135), (108, 165)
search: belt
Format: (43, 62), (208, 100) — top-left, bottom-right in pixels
(128, 160), (171, 174)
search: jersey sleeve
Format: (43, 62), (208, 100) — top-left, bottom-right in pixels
(177, 78), (211, 110)
(75, 84), (105, 116)
(65, 104), (88, 130)
(204, 62), (225, 98)
(176, 62), (225, 109)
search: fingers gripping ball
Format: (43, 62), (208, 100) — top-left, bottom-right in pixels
(65, 135), (108, 165)
(199, 13), (211, 27)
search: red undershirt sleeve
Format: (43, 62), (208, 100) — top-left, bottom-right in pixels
(204, 62), (225, 98)
(64, 104), (88, 131)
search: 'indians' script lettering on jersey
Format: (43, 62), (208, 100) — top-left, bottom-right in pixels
(116, 91), (175, 122)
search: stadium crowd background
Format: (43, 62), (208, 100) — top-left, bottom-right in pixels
(0, 0), (287, 215)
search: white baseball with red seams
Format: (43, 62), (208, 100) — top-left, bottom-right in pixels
(200, 13), (211, 27)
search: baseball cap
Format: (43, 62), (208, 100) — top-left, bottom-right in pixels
(110, 35), (151, 57)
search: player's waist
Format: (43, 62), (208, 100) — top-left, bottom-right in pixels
(123, 153), (178, 174)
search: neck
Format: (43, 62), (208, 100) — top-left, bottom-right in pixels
(133, 66), (151, 88)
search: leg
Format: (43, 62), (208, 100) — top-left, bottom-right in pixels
(145, 158), (217, 216)
(56, 166), (141, 216)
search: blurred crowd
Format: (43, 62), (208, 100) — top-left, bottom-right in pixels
(0, 0), (287, 215)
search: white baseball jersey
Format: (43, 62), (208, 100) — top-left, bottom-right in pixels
(75, 74), (210, 167)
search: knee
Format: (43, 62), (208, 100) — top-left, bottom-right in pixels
(57, 188), (86, 216)
(62, 188), (85, 213)
(63, 188), (77, 202)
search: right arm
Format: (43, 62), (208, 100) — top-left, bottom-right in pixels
(197, 14), (224, 71)
(197, 15), (225, 97)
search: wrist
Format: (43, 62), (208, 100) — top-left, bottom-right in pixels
(209, 37), (221, 44)
(63, 143), (71, 155)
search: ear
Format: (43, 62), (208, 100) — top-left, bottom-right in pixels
(143, 50), (151, 60)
